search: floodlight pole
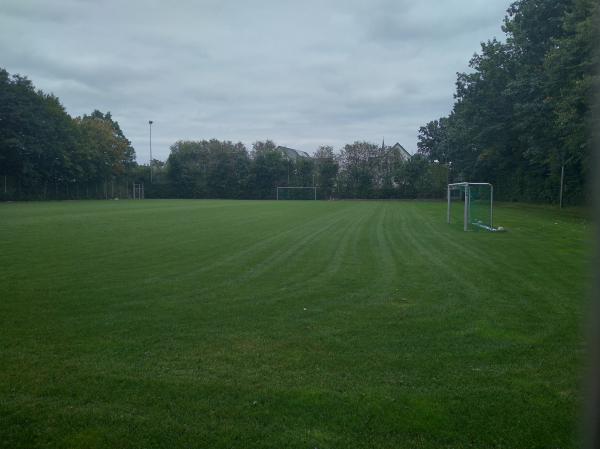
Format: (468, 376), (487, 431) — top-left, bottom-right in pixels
(149, 120), (153, 184)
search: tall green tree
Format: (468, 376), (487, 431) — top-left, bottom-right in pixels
(336, 141), (381, 198)
(1, 68), (138, 199)
(249, 141), (288, 199)
(545, 0), (600, 202)
(0, 69), (80, 197)
(314, 145), (339, 199)
(417, 0), (595, 204)
(417, 118), (451, 163)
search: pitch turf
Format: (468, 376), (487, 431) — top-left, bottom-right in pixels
(0, 200), (589, 448)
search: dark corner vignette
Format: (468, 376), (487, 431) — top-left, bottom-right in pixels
(586, 26), (600, 449)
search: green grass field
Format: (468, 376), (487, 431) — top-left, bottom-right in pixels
(0, 200), (590, 449)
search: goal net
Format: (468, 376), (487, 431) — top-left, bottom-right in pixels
(447, 183), (494, 231)
(276, 187), (317, 200)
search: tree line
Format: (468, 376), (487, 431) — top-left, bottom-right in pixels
(150, 139), (446, 200)
(416, 0), (598, 205)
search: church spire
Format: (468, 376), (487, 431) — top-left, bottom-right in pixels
(381, 137), (385, 150)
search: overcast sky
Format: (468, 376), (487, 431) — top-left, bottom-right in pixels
(1, 0), (510, 162)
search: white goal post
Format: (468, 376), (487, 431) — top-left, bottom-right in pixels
(447, 182), (494, 231)
(276, 186), (317, 200)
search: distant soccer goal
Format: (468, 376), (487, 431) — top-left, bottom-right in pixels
(447, 182), (494, 231)
(132, 183), (145, 200)
(276, 186), (317, 200)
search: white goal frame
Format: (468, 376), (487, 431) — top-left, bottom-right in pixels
(276, 186), (317, 200)
(447, 182), (493, 231)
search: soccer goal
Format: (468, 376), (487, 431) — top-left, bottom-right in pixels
(132, 183), (145, 200)
(447, 182), (494, 231)
(276, 186), (317, 200)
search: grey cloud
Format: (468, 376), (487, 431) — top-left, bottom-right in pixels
(366, 0), (507, 44)
(1, 0), (88, 23)
(0, 0), (511, 161)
